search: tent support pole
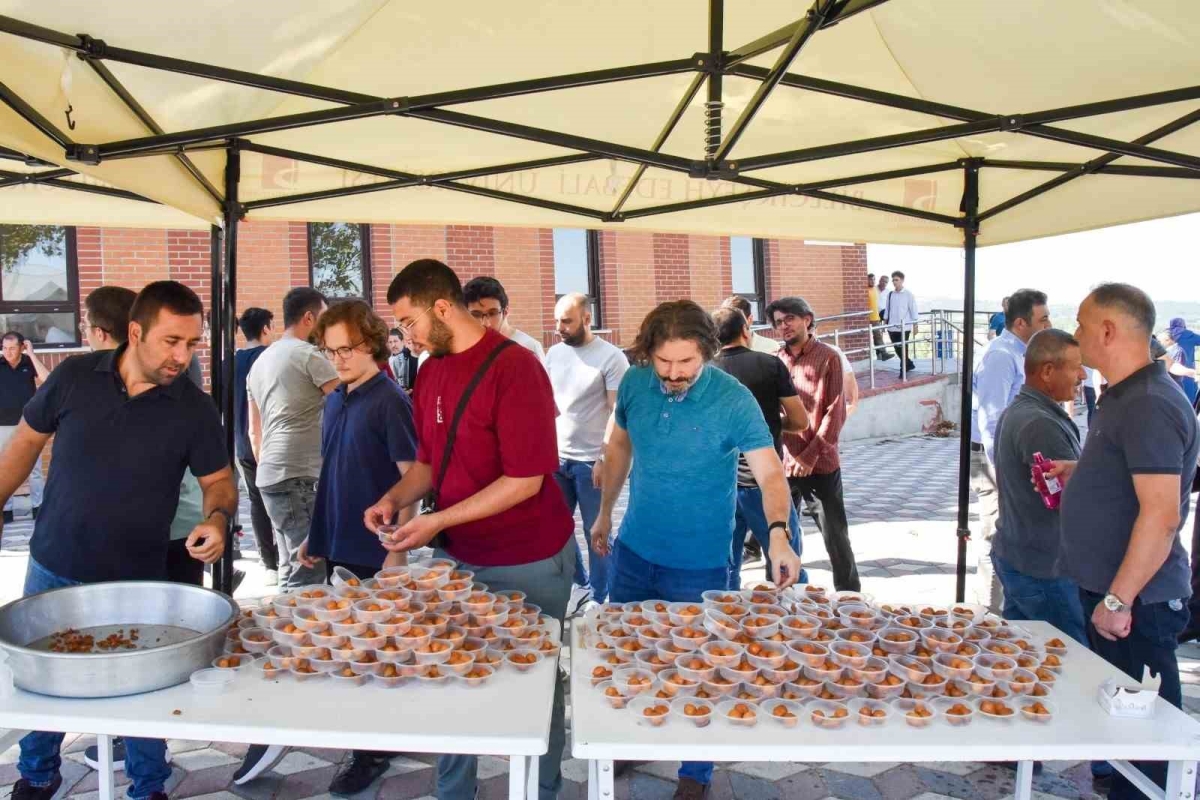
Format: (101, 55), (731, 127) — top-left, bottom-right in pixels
(955, 161), (981, 604)
(212, 143), (240, 596)
(704, 0), (724, 162)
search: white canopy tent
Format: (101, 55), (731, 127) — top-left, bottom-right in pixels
(1, 0), (1198, 596)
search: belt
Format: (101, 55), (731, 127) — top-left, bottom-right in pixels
(970, 442), (984, 453)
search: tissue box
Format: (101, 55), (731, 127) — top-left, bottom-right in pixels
(1096, 668), (1161, 718)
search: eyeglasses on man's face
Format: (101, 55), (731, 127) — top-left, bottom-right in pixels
(398, 306), (433, 336)
(469, 309), (504, 322)
(322, 340), (366, 361)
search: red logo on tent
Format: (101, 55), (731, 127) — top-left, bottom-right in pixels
(902, 179), (938, 211)
(261, 155), (300, 190)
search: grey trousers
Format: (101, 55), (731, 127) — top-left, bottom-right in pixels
(435, 537), (575, 800)
(969, 449), (1004, 615)
(259, 476), (326, 589)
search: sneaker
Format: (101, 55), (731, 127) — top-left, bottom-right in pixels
(11, 776), (62, 800)
(233, 744), (288, 785)
(566, 585), (592, 619)
(144, 793), (168, 800)
(263, 569), (279, 586)
(328, 753), (390, 796)
(741, 546), (763, 565)
(2, 510), (12, 524)
(672, 777), (710, 800)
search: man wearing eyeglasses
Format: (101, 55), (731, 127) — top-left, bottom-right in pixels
(462, 275), (546, 363)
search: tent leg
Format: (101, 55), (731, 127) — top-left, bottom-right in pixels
(955, 161), (980, 603)
(213, 144), (241, 596)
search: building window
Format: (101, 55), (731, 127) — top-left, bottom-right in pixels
(730, 236), (766, 323)
(552, 228), (602, 327)
(0, 224), (80, 348)
(308, 222), (372, 300)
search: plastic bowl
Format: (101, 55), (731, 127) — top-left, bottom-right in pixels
(629, 696), (672, 727)
(288, 660), (325, 682)
(666, 602), (705, 628)
(941, 678), (974, 700)
(251, 607), (281, 629)
(888, 654), (931, 683)
(848, 697), (892, 727)
(1006, 668), (1039, 693)
(893, 698), (939, 728)
(1018, 699), (1055, 723)
(413, 639), (455, 665)
(802, 660), (844, 683)
(455, 663), (495, 688)
(349, 629), (387, 651)
(975, 697), (1018, 722)
(238, 628), (273, 653)
(289, 607), (325, 632)
(375, 614), (414, 638)
(877, 628), (921, 656)
(190, 667), (237, 693)
(716, 699), (760, 727)
(309, 629), (348, 648)
(823, 676), (867, 699)
(375, 644), (414, 664)
(329, 644), (366, 662)
(974, 654), (1017, 682)
(294, 585), (334, 606)
(931, 653), (975, 681)
(745, 642), (788, 670)
(921, 628), (963, 654)
(658, 669), (701, 697)
(741, 615), (782, 640)
(674, 655), (717, 683)
(755, 698), (799, 727)
(702, 609), (743, 641)
(718, 661), (760, 685)
(866, 676), (907, 700)
(787, 640), (830, 668)
(311, 599), (354, 623)
(270, 620), (309, 647)
(441, 649), (477, 675)
(352, 599), (396, 624)
(700, 590), (742, 607)
(505, 649), (544, 673)
(669, 626), (710, 652)
(394, 625), (434, 651)
(779, 614), (822, 640)
(670, 696), (715, 727)
(847, 657), (889, 685)
(328, 666), (369, 686)
(934, 697), (976, 726)
(414, 665), (451, 684)
(329, 619), (369, 637)
(808, 700), (851, 729)
(829, 642), (871, 669)
(372, 666), (407, 687)
(698, 641), (744, 667)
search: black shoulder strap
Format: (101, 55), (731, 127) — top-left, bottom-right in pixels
(433, 338), (518, 500)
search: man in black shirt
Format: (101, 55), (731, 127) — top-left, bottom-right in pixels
(1, 332), (48, 523)
(711, 307), (809, 588)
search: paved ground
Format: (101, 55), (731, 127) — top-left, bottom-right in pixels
(2, 423), (1198, 800)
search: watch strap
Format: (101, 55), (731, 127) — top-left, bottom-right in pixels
(767, 520), (788, 535)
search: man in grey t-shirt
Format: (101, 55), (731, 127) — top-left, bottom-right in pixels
(247, 288), (338, 588)
(546, 293), (627, 612)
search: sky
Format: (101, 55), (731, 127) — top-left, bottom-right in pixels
(866, 212), (1199, 309)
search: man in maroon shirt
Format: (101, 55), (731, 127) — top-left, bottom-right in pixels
(766, 296), (862, 592)
(365, 258), (574, 800)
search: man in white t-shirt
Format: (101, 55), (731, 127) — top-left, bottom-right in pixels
(462, 276), (546, 362)
(546, 293), (628, 614)
(722, 295), (779, 354)
(884, 270), (919, 375)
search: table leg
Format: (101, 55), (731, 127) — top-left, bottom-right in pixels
(596, 759), (614, 800)
(587, 760), (599, 800)
(526, 756), (539, 800)
(1014, 760), (1034, 800)
(509, 754), (528, 800)
(1166, 760), (1198, 800)
(96, 734), (115, 800)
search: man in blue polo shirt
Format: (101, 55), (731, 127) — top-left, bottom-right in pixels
(592, 300), (801, 800)
(0, 281), (235, 800)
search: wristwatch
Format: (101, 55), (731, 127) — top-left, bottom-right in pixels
(767, 521), (789, 536)
(1102, 592), (1129, 613)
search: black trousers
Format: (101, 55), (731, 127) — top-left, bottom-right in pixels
(327, 559), (391, 762)
(166, 537), (204, 587)
(238, 457), (278, 571)
(788, 470), (860, 591)
(887, 330), (916, 371)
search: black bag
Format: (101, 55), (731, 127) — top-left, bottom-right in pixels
(422, 339), (517, 515)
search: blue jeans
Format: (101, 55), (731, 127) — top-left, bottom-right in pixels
(609, 541), (725, 786)
(728, 486), (804, 590)
(18, 560), (171, 800)
(991, 554), (1088, 646)
(1080, 588), (1189, 799)
(260, 476), (325, 589)
(553, 459), (608, 601)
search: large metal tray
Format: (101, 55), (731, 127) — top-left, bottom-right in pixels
(0, 581), (238, 698)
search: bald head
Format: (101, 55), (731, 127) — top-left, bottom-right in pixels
(1025, 328), (1084, 402)
(1074, 282), (1157, 377)
(554, 292), (593, 347)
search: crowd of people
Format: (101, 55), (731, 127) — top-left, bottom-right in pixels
(0, 260), (1196, 800)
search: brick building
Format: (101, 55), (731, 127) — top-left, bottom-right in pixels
(7, 222), (870, 380)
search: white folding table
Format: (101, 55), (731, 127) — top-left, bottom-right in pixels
(571, 621), (1200, 800)
(0, 657), (557, 800)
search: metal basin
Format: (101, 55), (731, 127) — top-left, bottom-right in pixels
(0, 581), (238, 698)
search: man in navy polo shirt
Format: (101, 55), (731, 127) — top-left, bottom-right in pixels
(1, 332), (49, 524)
(0, 281), (236, 800)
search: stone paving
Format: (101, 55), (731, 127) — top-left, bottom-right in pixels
(1, 427), (1198, 800)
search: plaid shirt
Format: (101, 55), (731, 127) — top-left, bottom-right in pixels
(778, 336), (846, 476)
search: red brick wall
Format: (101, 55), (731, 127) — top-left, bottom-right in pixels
(652, 233), (690, 304)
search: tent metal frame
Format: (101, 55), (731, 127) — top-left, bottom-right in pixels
(0, 1), (1197, 596)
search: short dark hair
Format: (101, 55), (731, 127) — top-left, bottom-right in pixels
(386, 259), (465, 307)
(1004, 289), (1048, 330)
(867, 273), (875, 281)
(2, 331), (23, 346)
(462, 276), (509, 311)
(765, 296), (816, 332)
(238, 307), (274, 341)
(85, 286), (137, 344)
(891, 270), (906, 280)
(1025, 328), (1079, 373)
(712, 307), (749, 346)
(388, 327), (402, 338)
(282, 287), (327, 328)
(313, 298), (390, 361)
(129, 281), (203, 335)
(721, 296), (752, 318)
(1089, 282), (1156, 335)
(630, 301), (720, 365)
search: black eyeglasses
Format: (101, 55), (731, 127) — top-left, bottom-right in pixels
(321, 340), (366, 361)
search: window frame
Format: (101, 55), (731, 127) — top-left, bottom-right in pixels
(306, 222), (373, 302)
(730, 236), (767, 324)
(0, 225), (81, 349)
(552, 228), (603, 329)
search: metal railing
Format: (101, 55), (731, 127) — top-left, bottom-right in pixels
(754, 307), (999, 391)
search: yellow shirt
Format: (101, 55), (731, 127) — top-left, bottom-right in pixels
(867, 287), (881, 322)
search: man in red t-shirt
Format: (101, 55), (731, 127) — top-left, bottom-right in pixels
(365, 258), (573, 800)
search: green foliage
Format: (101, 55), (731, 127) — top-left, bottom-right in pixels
(0, 224), (64, 274)
(310, 222), (363, 297)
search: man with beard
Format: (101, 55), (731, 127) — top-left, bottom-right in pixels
(546, 292), (629, 612)
(767, 296), (861, 591)
(591, 301), (802, 800)
(0, 281), (234, 800)
(364, 259), (573, 800)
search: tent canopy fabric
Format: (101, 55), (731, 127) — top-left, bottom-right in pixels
(0, 0), (1198, 244)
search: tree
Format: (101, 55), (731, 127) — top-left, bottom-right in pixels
(309, 223), (364, 297)
(1, 225), (64, 275)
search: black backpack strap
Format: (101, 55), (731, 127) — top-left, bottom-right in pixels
(432, 338), (518, 503)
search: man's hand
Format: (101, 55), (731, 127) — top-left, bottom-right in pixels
(21, 339), (34, 357)
(383, 512), (444, 552)
(363, 495), (399, 533)
(185, 519), (226, 564)
(1041, 459), (1077, 487)
(297, 537), (322, 569)
(591, 515), (613, 557)
(794, 460), (815, 478)
(1091, 603), (1132, 641)
(592, 460), (604, 490)
(767, 534), (803, 590)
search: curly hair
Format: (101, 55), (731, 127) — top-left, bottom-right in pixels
(629, 300), (720, 366)
(313, 298), (389, 361)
